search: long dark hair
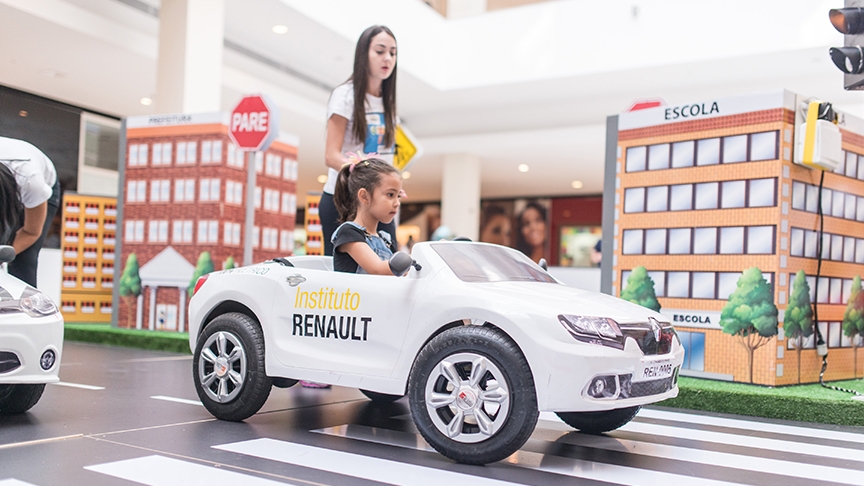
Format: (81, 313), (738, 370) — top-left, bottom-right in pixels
(349, 25), (397, 149)
(0, 163), (23, 246)
(333, 158), (399, 223)
(515, 201), (548, 257)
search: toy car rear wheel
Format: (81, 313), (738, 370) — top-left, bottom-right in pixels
(193, 312), (272, 421)
(360, 389), (403, 403)
(408, 325), (537, 465)
(0, 384), (45, 415)
(555, 405), (641, 434)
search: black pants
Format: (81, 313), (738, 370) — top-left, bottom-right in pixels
(319, 192), (396, 256)
(9, 179), (60, 287)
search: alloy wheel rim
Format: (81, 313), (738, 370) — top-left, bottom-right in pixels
(424, 352), (510, 444)
(198, 331), (247, 403)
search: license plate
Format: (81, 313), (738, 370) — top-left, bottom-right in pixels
(633, 359), (675, 383)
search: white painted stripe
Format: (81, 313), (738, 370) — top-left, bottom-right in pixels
(150, 395), (203, 406)
(50, 381), (104, 390)
(531, 429), (864, 486)
(0, 480), (39, 486)
(311, 427), (745, 486)
(636, 408), (864, 444)
(84, 455), (283, 485)
(615, 420), (864, 462)
(215, 438), (522, 486)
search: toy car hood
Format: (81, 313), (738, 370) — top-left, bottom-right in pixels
(0, 273), (29, 300)
(469, 281), (668, 324)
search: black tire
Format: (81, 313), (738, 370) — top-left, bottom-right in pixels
(0, 384), (45, 415)
(360, 389), (403, 403)
(193, 312), (272, 421)
(555, 405), (641, 434)
(408, 326), (538, 465)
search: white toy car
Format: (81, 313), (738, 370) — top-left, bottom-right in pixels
(188, 241), (684, 464)
(0, 245), (64, 415)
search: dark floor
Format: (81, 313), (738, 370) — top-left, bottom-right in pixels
(1, 342), (863, 486)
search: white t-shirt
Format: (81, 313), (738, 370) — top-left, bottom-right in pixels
(323, 82), (395, 194)
(0, 136), (57, 208)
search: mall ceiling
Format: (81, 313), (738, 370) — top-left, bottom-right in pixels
(0, 0), (856, 201)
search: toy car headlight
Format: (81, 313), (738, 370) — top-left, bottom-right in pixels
(557, 315), (625, 348)
(19, 289), (58, 317)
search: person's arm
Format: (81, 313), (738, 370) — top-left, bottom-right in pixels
(13, 202), (47, 254)
(340, 241), (396, 276)
(325, 114), (349, 171)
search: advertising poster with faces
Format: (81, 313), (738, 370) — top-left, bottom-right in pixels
(479, 199), (551, 264)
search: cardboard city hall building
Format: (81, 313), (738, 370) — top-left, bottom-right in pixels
(610, 90), (864, 385)
(117, 112), (299, 332)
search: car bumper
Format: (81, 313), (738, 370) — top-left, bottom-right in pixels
(536, 338), (685, 412)
(0, 312), (64, 384)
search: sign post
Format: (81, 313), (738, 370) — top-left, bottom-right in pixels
(228, 94), (279, 266)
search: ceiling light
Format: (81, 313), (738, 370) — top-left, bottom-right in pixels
(518, 164), (529, 172)
(272, 25), (289, 34)
(402, 171), (411, 179)
(317, 175), (328, 184)
(571, 180), (584, 189)
(18, 110), (27, 117)
(140, 97), (153, 106)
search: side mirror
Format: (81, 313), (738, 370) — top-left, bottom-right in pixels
(538, 258), (548, 271)
(389, 252), (414, 276)
(0, 246), (15, 264)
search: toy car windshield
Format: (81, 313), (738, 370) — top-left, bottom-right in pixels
(431, 243), (556, 283)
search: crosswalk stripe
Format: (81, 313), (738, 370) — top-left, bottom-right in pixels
(528, 427), (864, 485)
(214, 438), (524, 486)
(84, 455), (285, 485)
(50, 381), (104, 390)
(0, 480), (39, 486)
(616, 420), (864, 462)
(636, 408), (864, 444)
(150, 395), (203, 406)
(310, 426), (747, 486)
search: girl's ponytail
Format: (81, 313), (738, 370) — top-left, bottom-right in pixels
(332, 163), (355, 223)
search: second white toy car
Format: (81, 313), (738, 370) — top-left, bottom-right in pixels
(188, 241), (684, 464)
(0, 245), (64, 415)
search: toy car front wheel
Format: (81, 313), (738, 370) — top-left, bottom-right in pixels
(555, 406), (641, 434)
(408, 326), (538, 465)
(193, 312), (272, 421)
(0, 384), (45, 415)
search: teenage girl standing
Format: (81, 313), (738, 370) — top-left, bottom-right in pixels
(320, 25), (398, 256)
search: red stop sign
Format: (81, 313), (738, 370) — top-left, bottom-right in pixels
(229, 95), (278, 151)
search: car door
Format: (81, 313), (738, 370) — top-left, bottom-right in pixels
(270, 268), (424, 378)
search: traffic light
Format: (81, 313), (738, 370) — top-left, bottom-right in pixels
(829, 1), (864, 89)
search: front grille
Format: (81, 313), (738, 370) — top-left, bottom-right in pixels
(620, 375), (676, 398)
(620, 324), (675, 355)
(0, 351), (21, 373)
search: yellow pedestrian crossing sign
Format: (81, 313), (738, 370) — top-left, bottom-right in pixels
(394, 125), (421, 171)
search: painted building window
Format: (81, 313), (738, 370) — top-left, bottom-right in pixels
(644, 228), (666, 254)
(150, 180), (171, 202)
(126, 180), (147, 203)
(669, 184), (693, 211)
(200, 179), (221, 202)
(622, 229), (643, 255)
(200, 140), (222, 164)
(147, 220), (168, 243)
(254, 186), (262, 209)
(152, 142), (172, 166)
(172, 220), (193, 244)
(622, 225), (774, 256)
(280, 230), (294, 252)
(720, 180), (746, 208)
(625, 131), (778, 173)
(224, 222), (241, 246)
(128, 144), (148, 167)
(696, 138), (720, 166)
(624, 187), (644, 213)
(253, 226), (260, 249)
(791, 226), (864, 263)
(198, 220), (219, 244)
(693, 227), (717, 254)
(668, 228), (691, 254)
(678, 331), (706, 371)
(671, 140), (694, 168)
(694, 182), (718, 209)
(225, 180), (244, 205)
(622, 270), (772, 301)
(646, 186), (668, 212)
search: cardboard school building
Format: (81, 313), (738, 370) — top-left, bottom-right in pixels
(609, 90), (864, 385)
(117, 112), (298, 332)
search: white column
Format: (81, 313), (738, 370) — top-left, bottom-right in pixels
(178, 287), (186, 333)
(136, 293), (144, 330)
(441, 154), (481, 241)
(156, 0), (225, 113)
(148, 286), (157, 331)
